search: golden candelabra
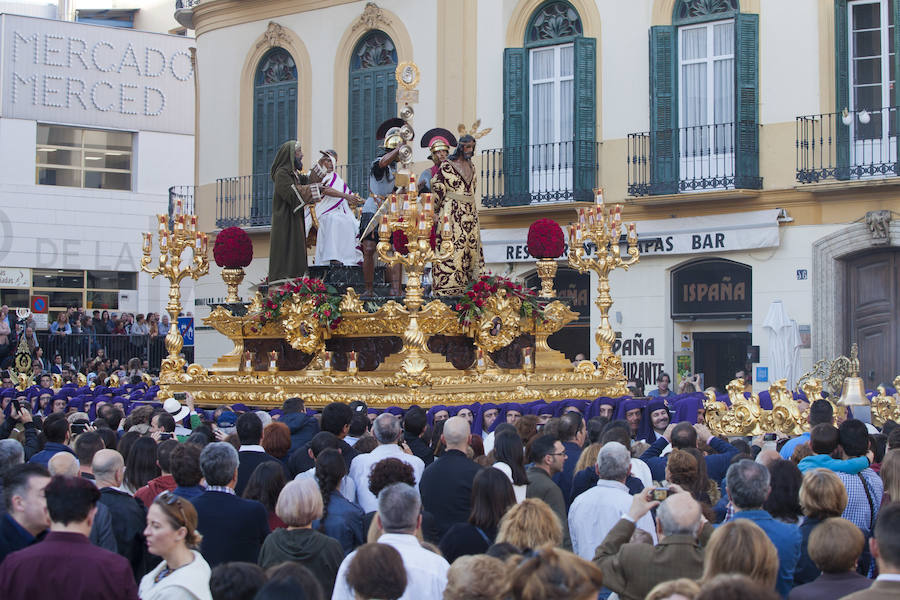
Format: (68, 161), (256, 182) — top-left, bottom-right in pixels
(141, 202), (209, 379)
(376, 178), (453, 383)
(568, 188), (639, 384)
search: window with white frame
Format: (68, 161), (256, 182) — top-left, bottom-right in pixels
(849, 0), (896, 141)
(529, 43), (573, 183)
(36, 125), (133, 191)
(679, 20), (735, 159)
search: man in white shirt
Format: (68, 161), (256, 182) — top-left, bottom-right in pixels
(347, 414), (424, 513)
(331, 483), (449, 600)
(568, 441), (656, 560)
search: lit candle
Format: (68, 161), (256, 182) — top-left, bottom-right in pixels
(595, 188), (604, 205)
(143, 232), (151, 253)
(418, 214), (427, 233)
(408, 176), (417, 196)
(190, 215), (197, 231)
(176, 198), (183, 214)
(442, 215), (451, 234)
(160, 229), (168, 251)
(423, 193), (432, 215)
(523, 347), (533, 368)
(390, 194), (398, 214)
(201, 233), (208, 254)
(195, 233), (202, 250)
(158, 214), (167, 231)
(379, 218), (389, 238)
(402, 196), (410, 212)
(628, 223), (637, 242)
(244, 351), (252, 371)
(348, 351), (357, 371)
(476, 348), (485, 368)
(175, 214), (184, 231)
(614, 205), (621, 223)
(269, 350), (278, 371)
(324, 351), (332, 370)
(568, 223), (575, 245)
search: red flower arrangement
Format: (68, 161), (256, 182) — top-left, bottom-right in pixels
(213, 227), (253, 268)
(392, 220), (437, 255)
(527, 218), (565, 259)
(256, 276), (342, 331)
(454, 274), (545, 329)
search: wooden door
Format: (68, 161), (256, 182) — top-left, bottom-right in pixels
(845, 249), (899, 388)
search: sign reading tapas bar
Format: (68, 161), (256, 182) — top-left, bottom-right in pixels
(481, 210), (781, 264)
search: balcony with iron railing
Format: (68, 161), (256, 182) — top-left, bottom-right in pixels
(215, 164), (369, 229)
(627, 121), (761, 197)
(480, 140), (599, 208)
(796, 106), (899, 184)
(174, 0), (201, 29)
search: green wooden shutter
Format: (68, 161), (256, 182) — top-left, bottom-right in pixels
(835, 0), (850, 179)
(252, 81), (296, 225)
(649, 26), (678, 195)
(572, 36), (596, 202)
(503, 47), (528, 205)
(348, 64), (397, 196)
(734, 12), (760, 189)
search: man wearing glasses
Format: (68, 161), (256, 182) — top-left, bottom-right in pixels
(525, 435), (572, 550)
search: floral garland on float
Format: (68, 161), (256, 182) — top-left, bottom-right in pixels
(257, 277), (343, 331)
(453, 274), (545, 329)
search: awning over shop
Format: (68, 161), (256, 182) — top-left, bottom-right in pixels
(482, 209), (782, 264)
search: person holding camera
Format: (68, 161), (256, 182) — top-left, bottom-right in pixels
(593, 484), (714, 600)
(569, 441), (657, 561)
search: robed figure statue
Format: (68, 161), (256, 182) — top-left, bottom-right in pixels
(268, 140), (321, 284)
(431, 134), (484, 296)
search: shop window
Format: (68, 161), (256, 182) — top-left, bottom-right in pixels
(32, 270), (84, 289)
(87, 271), (137, 290)
(36, 125), (133, 191)
(0, 289), (30, 308)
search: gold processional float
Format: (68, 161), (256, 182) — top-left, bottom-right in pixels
(141, 61), (900, 436)
(143, 196), (900, 436)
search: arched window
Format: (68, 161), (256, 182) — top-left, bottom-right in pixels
(347, 30), (397, 195)
(252, 47), (297, 225)
(647, 0), (758, 195)
(502, 1), (595, 205)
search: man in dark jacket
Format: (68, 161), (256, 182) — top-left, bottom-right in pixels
(234, 412), (287, 495)
(403, 406), (434, 466)
(192, 442), (270, 567)
(553, 412), (585, 506)
(640, 422), (739, 483)
(419, 416), (481, 539)
(27, 413), (75, 468)
(93, 450), (151, 581)
(0, 475), (138, 600)
(0, 464), (50, 564)
(526, 434), (572, 550)
(280, 397), (319, 455)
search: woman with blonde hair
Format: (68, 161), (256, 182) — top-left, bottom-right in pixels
(443, 554), (508, 600)
(701, 520), (779, 590)
(139, 491), (211, 600)
(645, 578), (701, 600)
(881, 448), (900, 503)
(496, 498), (563, 549)
(505, 545), (604, 600)
(257, 478), (344, 597)
(795, 468), (849, 585)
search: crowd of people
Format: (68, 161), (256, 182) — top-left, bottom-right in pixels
(0, 373), (898, 600)
(0, 304), (192, 379)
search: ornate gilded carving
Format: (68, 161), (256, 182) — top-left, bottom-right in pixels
(339, 288), (366, 314)
(768, 379), (805, 436)
(475, 289), (522, 353)
(281, 296), (325, 355)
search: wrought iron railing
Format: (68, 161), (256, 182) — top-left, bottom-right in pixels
(627, 121), (761, 196)
(481, 140), (599, 207)
(168, 185), (194, 224)
(174, 0), (200, 9)
(36, 332), (168, 371)
(796, 106), (900, 183)
(215, 164), (370, 229)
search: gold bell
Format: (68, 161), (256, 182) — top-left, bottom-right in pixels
(837, 343), (871, 422)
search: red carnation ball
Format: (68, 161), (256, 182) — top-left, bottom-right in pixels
(527, 218), (565, 259)
(213, 227), (253, 268)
